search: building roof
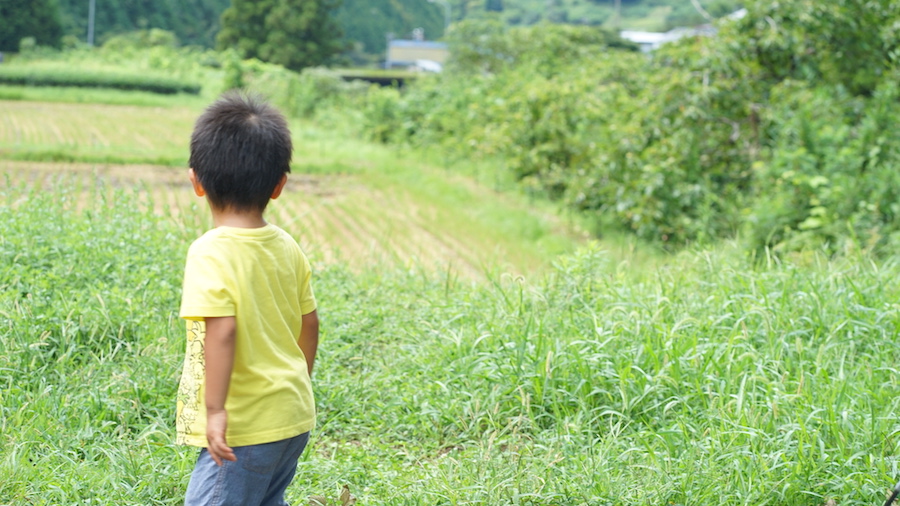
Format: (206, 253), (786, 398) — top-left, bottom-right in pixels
(620, 9), (743, 51)
(388, 40), (448, 50)
(619, 30), (680, 45)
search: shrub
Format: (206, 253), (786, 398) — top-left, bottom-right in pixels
(101, 29), (180, 51)
(748, 77), (900, 255)
(359, 3), (900, 253)
(0, 66), (200, 95)
(242, 61), (368, 118)
(363, 25), (755, 245)
(361, 85), (403, 143)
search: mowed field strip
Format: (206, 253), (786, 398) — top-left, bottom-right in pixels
(0, 100), (197, 163)
(0, 100), (584, 277)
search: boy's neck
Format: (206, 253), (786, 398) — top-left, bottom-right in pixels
(209, 206), (268, 229)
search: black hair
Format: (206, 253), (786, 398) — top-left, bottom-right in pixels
(189, 92), (292, 212)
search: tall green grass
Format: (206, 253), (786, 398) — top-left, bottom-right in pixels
(0, 177), (190, 504)
(2, 175), (900, 504)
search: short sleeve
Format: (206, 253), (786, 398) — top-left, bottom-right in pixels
(180, 246), (236, 320)
(298, 252), (317, 315)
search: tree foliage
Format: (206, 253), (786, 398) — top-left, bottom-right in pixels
(29, 0), (744, 59)
(735, 0), (899, 96)
(362, 0), (900, 254)
(0, 0), (63, 51)
(54, 0), (229, 47)
(450, 0), (743, 28)
(336, 0), (444, 55)
(217, 0), (344, 72)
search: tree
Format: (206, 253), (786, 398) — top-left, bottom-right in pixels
(336, 0), (445, 55)
(53, 0), (230, 48)
(0, 0), (63, 51)
(735, 0), (900, 96)
(217, 0), (344, 71)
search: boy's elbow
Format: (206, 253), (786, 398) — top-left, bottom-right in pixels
(301, 310), (319, 334)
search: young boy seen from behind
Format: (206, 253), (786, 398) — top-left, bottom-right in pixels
(177, 92), (319, 505)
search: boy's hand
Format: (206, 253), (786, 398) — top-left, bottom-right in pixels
(206, 408), (236, 466)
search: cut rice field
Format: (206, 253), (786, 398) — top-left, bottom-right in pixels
(0, 100), (198, 165)
(0, 161), (519, 277)
(0, 99), (588, 278)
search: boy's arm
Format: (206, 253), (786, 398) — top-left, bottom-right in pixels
(299, 310), (319, 377)
(204, 316), (237, 466)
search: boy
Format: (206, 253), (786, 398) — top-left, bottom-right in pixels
(176, 92), (319, 506)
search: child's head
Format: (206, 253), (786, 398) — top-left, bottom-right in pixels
(189, 92), (292, 212)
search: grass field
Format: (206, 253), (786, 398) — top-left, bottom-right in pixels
(0, 99), (587, 278)
(0, 100), (198, 165)
(3, 93), (900, 505)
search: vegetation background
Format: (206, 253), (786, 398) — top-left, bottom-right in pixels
(13, 0), (743, 56)
(3, 0), (900, 504)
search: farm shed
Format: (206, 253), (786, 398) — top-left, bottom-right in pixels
(386, 40), (448, 70)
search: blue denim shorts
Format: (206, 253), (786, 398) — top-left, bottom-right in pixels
(184, 432), (310, 506)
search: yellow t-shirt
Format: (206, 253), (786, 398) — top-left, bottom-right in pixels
(176, 224), (317, 447)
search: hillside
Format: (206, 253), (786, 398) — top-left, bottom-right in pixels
(49, 0), (742, 55)
(454, 0), (743, 30)
(2, 95), (899, 503)
(54, 0), (231, 47)
(4, 15), (900, 502)
(337, 0), (445, 55)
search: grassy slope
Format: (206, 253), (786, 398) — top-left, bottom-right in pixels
(3, 180), (900, 504)
(2, 92), (899, 505)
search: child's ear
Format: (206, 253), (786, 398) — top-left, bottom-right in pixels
(188, 169), (205, 197)
(270, 174), (288, 200)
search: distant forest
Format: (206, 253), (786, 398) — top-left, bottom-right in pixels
(450, 0), (742, 29)
(55, 0), (231, 48)
(52, 0), (742, 54)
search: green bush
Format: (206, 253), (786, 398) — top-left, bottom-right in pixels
(363, 23), (755, 245)
(748, 77), (900, 255)
(361, 85), (403, 143)
(240, 61), (369, 118)
(220, 50), (244, 92)
(444, 19), (638, 75)
(358, 0), (900, 253)
(101, 29), (180, 51)
(0, 66), (200, 95)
